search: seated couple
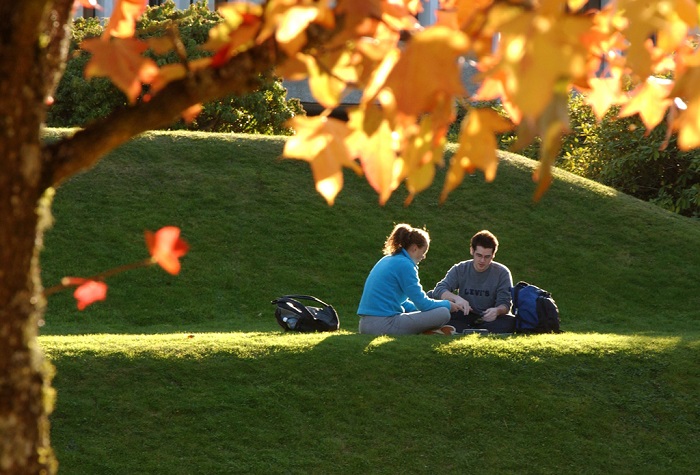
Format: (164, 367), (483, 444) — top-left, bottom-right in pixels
(357, 224), (514, 336)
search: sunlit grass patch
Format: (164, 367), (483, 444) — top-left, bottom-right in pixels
(40, 331), (353, 360)
(435, 332), (684, 361)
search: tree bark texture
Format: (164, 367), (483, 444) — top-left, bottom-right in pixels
(1, 2), (72, 473)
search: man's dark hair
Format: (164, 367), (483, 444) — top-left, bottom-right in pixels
(470, 230), (499, 253)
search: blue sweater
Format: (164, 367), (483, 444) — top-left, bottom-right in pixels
(357, 249), (451, 317)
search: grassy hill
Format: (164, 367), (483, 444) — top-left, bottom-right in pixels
(39, 130), (700, 473)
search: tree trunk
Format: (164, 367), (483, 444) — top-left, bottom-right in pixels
(0, 2), (71, 473)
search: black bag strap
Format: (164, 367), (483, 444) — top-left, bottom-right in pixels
(271, 296), (316, 323)
(271, 294), (331, 308)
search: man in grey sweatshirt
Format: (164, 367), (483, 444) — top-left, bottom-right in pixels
(431, 230), (515, 334)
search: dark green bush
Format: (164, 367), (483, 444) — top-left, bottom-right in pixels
(561, 93), (700, 217)
(447, 92), (700, 217)
(47, 1), (304, 134)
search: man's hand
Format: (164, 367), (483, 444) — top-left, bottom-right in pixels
(482, 307), (499, 322)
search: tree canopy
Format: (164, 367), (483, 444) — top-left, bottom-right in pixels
(74, 0), (700, 205)
(1, 0), (699, 473)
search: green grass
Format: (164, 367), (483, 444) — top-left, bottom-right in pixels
(40, 130), (700, 473)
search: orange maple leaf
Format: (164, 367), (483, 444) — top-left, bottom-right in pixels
(105, 0), (146, 39)
(381, 0), (422, 31)
(441, 107), (513, 203)
(145, 227), (190, 276)
(385, 26), (469, 119)
(283, 116), (362, 205)
(72, 280), (108, 311)
(181, 104), (202, 124)
(83, 37), (159, 103)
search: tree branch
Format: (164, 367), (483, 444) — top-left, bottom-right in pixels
(42, 37), (281, 188)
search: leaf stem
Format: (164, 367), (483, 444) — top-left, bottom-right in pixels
(43, 258), (154, 297)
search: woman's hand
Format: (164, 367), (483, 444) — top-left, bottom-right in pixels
(451, 296), (470, 314)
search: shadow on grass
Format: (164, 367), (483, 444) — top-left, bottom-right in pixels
(43, 331), (700, 474)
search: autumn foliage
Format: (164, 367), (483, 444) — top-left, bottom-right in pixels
(77, 0), (700, 206)
(47, 226), (189, 310)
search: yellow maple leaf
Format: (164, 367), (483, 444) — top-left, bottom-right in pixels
(202, 3), (262, 63)
(359, 45), (401, 107)
(531, 89), (570, 202)
(385, 26), (469, 120)
(567, 0), (590, 12)
(258, 0), (335, 56)
(618, 78), (673, 131)
(304, 49), (359, 109)
(616, 0), (697, 77)
(402, 115), (444, 206)
(82, 37), (159, 103)
(473, 71), (522, 124)
(675, 93), (700, 151)
(583, 77), (626, 121)
(670, 49), (700, 150)
(492, 8), (593, 119)
(441, 107), (513, 203)
(381, 0), (422, 31)
(347, 106), (400, 205)
(146, 36), (176, 56)
(283, 116), (361, 205)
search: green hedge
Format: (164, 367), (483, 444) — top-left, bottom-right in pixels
(561, 94), (700, 217)
(47, 1), (304, 134)
(448, 94), (700, 218)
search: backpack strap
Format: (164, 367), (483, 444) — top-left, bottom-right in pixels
(512, 281), (529, 307)
(272, 294), (331, 308)
(270, 296), (315, 321)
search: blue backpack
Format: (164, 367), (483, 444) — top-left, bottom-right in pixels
(511, 281), (562, 334)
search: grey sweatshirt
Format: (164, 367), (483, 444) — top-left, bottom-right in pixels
(431, 260), (513, 314)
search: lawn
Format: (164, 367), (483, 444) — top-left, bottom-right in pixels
(40, 130), (700, 474)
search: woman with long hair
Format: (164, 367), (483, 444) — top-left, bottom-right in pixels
(357, 223), (465, 335)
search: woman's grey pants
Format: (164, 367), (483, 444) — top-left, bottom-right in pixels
(358, 307), (451, 335)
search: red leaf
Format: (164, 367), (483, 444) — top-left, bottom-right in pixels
(145, 226), (189, 275)
(73, 280), (108, 310)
